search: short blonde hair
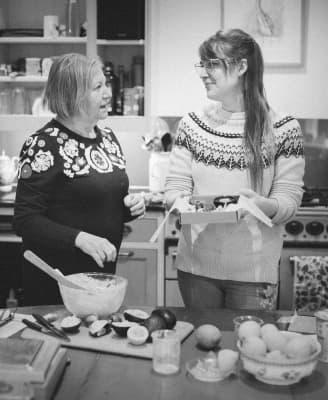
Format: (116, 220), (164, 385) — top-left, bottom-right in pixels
(44, 53), (103, 119)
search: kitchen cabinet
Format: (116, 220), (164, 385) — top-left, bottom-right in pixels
(116, 248), (157, 307)
(164, 240), (184, 307)
(0, 0), (147, 126)
(118, 209), (165, 307)
(0, 205), (165, 308)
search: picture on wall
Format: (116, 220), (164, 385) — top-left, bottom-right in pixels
(221, 0), (305, 67)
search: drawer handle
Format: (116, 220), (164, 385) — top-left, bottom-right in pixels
(118, 250), (134, 258)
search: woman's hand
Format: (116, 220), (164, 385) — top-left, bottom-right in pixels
(239, 188), (262, 205)
(75, 232), (117, 268)
(124, 193), (146, 218)
(239, 188), (278, 218)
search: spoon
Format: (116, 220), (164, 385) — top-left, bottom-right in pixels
(24, 250), (85, 291)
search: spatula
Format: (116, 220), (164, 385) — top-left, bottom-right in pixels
(24, 250), (85, 290)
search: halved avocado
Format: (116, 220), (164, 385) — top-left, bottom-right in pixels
(60, 315), (82, 333)
(151, 308), (177, 330)
(89, 320), (111, 337)
(123, 309), (149, 323)
(111, 321), (135, 337)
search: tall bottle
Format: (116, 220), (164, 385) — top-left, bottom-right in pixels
(116, 65), (125, 116)
(103, 61), (118, 115)
(66, 0), (80, 37)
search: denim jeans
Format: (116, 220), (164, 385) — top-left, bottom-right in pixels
(178, 270), (277, 310)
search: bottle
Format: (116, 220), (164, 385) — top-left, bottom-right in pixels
(116, 65), (125, 116)
(103, 61), (118, 115)
(131, 55), (144, 87)
(6, 288), (18, 308)
(66, 0), (80, 37)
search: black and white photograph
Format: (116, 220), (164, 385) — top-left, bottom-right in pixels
(0, 1), (327, 399)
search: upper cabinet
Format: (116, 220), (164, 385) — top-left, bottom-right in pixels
(0, 0), (147, 128)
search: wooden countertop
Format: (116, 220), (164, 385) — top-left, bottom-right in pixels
(14, 306), (328, 400)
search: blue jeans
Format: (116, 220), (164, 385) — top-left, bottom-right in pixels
(178, 270), (277, 310)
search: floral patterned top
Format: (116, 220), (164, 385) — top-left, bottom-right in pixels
(13, 119), (132, 304)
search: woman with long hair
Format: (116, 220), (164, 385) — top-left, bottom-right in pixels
(165, 29), (305, 309)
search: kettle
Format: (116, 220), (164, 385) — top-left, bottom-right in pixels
(0, 150), (19, 190)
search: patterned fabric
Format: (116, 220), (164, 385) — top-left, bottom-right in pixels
(165, 106), (305, 284)
(18, 125), (126, 180)
(175, 112), (303, 170)
(292, 256), (328, 312)
(13, 118), (132, 305)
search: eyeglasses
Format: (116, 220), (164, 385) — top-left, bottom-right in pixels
(194, 58), (237, 75)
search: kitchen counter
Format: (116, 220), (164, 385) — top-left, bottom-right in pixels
(11, 306), (328, 400)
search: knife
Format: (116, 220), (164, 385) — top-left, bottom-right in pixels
(32, 313), (71, 342)
(22, 318), (70, 341)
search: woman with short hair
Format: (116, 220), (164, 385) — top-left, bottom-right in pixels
(14, 53), (145, 305)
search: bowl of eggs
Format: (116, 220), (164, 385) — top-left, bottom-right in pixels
(236, 319), (321, 385)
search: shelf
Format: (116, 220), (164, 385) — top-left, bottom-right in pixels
(0, 37), (86, 44)
(96, 39), (145, 46)
(0, 38), (145, 46)
(0, 76), (47, 83)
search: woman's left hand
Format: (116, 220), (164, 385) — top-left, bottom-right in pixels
(239, 188), (262, 206)
(124, 193), (146, 218)
(239, 188), (278, 218)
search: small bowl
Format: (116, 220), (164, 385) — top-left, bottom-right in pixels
(233, 315), (264, 332)
(58, 273), (127, 318)
(186, 357), (235, 382)
(237, 331), (321, 386)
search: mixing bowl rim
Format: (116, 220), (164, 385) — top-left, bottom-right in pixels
(58, 272), (128, 291)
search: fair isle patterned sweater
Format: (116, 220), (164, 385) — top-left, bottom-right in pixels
(165, 105), (305, 284)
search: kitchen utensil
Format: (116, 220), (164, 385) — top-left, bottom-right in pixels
(23, 250), (85, 290)
(32, 313), (70, 341)
(0, 308), (16, 327)
(22, 318), (70, 342)
(58, 272), (127, 318)
(150, 200), (178, 243)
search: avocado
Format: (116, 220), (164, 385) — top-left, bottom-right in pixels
(151, 308), (177, 330)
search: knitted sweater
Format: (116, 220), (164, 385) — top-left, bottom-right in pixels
(165, 105), (305, 284)
(13, 119), (133, 275)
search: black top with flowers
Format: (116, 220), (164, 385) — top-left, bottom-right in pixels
(13, 119), (132, 283)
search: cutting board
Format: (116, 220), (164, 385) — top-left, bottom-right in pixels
(21, 321), (194, 359)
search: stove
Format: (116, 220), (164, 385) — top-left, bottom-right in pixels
(283, 188), (328, 244)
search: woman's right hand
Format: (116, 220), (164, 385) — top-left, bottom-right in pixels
(75, 232), (117, 268)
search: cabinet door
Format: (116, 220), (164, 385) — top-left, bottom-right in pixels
(123, 216), (158, 242)
(116, 248), (157, 307)
(165, 280), (184, 307)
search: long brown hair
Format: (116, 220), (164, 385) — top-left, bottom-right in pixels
(199, 29), (273, 193)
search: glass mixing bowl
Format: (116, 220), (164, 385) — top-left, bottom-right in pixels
(58, 272), (127, 318)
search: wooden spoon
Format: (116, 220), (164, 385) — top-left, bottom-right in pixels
(24, 250), (85, 290)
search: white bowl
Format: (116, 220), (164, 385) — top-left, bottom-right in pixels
(237, 332), (321, 385)
(58, 273), (127, 318)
